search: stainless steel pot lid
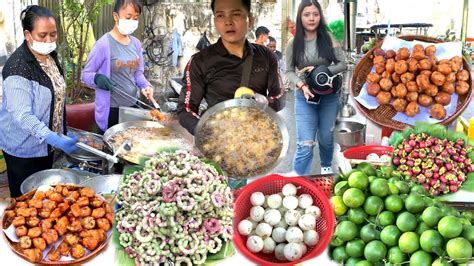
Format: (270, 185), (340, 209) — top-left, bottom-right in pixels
(194, 98), (289, 179)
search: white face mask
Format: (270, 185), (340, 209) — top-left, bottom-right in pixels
(117, 19), (139, 35)
(28, 33), (56, 55)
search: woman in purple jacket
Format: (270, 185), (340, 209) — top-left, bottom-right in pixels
(82, 0), (153, 132)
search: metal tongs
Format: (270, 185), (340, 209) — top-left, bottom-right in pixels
(112, 84), (161, 111)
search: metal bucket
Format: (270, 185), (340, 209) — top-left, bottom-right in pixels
(334, 121), (366, 151)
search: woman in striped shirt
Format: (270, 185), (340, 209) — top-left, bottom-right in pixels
(0, 5), (78, 197)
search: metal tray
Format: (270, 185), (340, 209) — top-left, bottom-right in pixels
(20, 169), (84, 194)
(79, 174), (122, 196)
(67, 127), (105, 162)
(194, 98), (289, 179)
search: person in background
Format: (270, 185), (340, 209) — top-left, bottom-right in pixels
(177, 0), (285, 136)
(82, 0), (155, 133)
(0, 5), (78, 197)
(285, 0), (347, 175)
(254, 25), (270, 45)
(267, 36), (286, 87)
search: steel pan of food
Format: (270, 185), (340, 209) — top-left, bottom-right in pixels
(1, 184), (114, 264)
(194, 98), (289, 179)
(103, 121), (191, 164)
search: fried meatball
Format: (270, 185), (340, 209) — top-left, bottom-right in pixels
(391, 73), (401, 83)
(375, 62), (385, 74)
(400, 72), (415, 84)
(23, 248), (42, 263)
(83, 236), (100, 251)
(416, 74), (431, 90)
(54, 224), (68, 236)
(65, 191), (80, 204)
(373, 55), (385, 64)
(16, 201), (28, 208)
(406, 91), (419, 102)
(48, 192), (63, 202)
(445, 72), (456, 83)
(40, 219), (53, 232)
(396, 47), (410, 60)
(64, 233), (80, 246)
(19, 236), (32, 249)
(386, 49), (396, 59)
(451, 55), (463, 65)
(27, 227), (42, 238)
(28, 199), (42, 209)
(407, 58), (419, 72)
(42, 229), (59, 245)
(43, 200), (57, 210)
(437, 63), (452, 75)
(379, 78), (393, 91)
(381, 70), (391, 79)
(77, 197), (90, 207)
(456, 81), (470, 95)
(425, 45), (436, 57)
(457, 69), (470, 81)
(435, 92), (451, 105)
(34, 191), (45, 201)
(91, 197), (103, 208)
(96, 218), (111, 231)
(58, 241), (69, 257)
(105, 212), (114, 225)
(80, 187), (95, 198)
(394, 60), (408, 74)
(15, 225), (28, 237)
(366, 72), (381, 83)
(26, 217), (40, 228)
(442, 82), (456, 94)
(71, 203), (82, 217)
(376, 91), (392, 105)
(392, 98), (408, 112)
(61, 187), (69, 197)
(419, 59), (433, 70)
(405, 101), (420, 117)
(80, 206), (92, 217)
(373, 48), (385, 57)
(418, 94), (433, 107)
(57, 202), (70, 213)
(67, 220), (83, 232)
(82, 216), (96, 230)
(50, 208), (64, 219)
(411, 44), (426, 60)
(425, 84), (439, 97)
(91, 207), (106, 218)
(392, 83), (408, 98)
(16, 207), (36, 217)
(431, 103), (447, 120)
(32, 237), (47, 251)
(12, 216), (26, 227)
(420, 70), (432, 78)
(431, 71), (446, 86)
(406, 81), (420, 92)
(71, 244), (86, 259)
(47, 249), (61, 262)
(367, 83), (381, 96)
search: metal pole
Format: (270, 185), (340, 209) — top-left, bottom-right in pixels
(461, 0), (468, 44)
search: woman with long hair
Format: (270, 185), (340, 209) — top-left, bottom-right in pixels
(285, 0), (347, 175)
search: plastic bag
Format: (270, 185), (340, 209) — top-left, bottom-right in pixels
(196, 31), (211, 51)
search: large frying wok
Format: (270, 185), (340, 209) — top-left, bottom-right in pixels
(194, 98), (289, 179)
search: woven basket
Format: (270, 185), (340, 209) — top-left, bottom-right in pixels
(351, 35), (473, 131)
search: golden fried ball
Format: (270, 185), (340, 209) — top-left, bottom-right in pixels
(367, 83), (381, 96)
(416, 74), (431, 90)
(411, 44), (426, 60)
(437, 63), (452, 75)
(446, 72), (456, 83)
(430, 103), (447, 120)
(406, 81), (420, 92)
(430, 71), (446, 86)
(392, 98), (408, 112)
(396, 47), (410, 60)
(373, 48), (385, 57)
(405, 101), (420, 117)
(375, 62), (386, 74)
(435, 92), (451, 105)
(407, 58), (419, 73)
(386, 49), (396, 59)
(394, 60), (408, 75)
(381, 71), (391, 79)
(376, 91), (392, 105)
(379, 78), (393, 91)
(419, 59), (433, 70)
(392, 83), (408, 98)
(442, 82), (455, 94)
(385, 59), (396, 74)
(418, 94), (433, 107)
(456, 81), (470, 95)
(425, 84), (439, 97)
(366, 72), (381, 83)
(451, 55), (462, 65)
(373, 55), (385, 64)
(420, 70), (432, 78)
(425, 45), (436, 57)
(406, 91), (419, 102)
(391, 73), (401, 83)
(457, 69), (469, 81)
(400, 72), (415, 84)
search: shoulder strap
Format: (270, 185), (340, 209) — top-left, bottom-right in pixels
(240, 47), (254, 88)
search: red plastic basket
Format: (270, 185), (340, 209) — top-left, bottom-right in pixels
(233, 174), (335, 265)
(343, 145), (393, 160)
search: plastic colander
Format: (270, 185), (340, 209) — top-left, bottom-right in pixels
(343, 145), (393, 160)
(233, 174), (335, 265)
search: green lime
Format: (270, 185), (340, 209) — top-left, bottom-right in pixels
(331, 195), (348, 216)
(348, 208), (368, 225)
(446, 237), (473, 263)
(405, 194), (426, 213)
(380, 225), (401, 247)
(369, 178), (390, 197)
(432, 258), (453, 266)
(421, 206), (443, 227)
(388, 246), (408, 264)
(438, 216), (463, 239)
(409, 250), (433, 266)
(360, 224), (380, 243)
(343, 188), (366, 208)
(348, 171), (369, 190)
(363, 240), (387, 263)
(330, 236), (346, 247)
(354, 260), (373, 266)
(336, 221), (358, 241)
(462, 225), (474, 244)
(415, 222), (431, 236)
(396, 211), (418, 232)
(398, 232), (419, 254)
(346, 239), (365, 258)
(395, 181), (410, 194)
(384, 195), (404, 213)
(335, 181), (350, 196)
(331, 246), (349, 263)
(420, 230), (444, 254)
(388, 183), (399, 194)
(364, 196), (384, 216)
(377, 211), (395, 226)
(377, 166), (393, 179)
(357, 162), (377, 177)
(345, 257), (362, 266)
(411, 184), (426, 195)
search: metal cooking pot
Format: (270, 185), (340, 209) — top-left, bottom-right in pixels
(334, 121), (366, 151)
(194, 98), (290, 179)
(20, 169), (85, 194)
(79, 174), (122, 196)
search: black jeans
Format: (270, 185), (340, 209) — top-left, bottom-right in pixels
(3, 151), (53, 197)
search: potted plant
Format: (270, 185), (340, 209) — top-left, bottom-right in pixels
(58, 0), (112, 131)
